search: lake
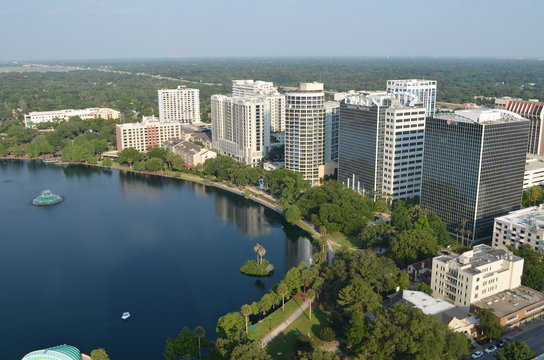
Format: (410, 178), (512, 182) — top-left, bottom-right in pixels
(0, 160), (312, 360)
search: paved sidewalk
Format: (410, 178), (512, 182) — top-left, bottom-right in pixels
(260, 298), (312, 347)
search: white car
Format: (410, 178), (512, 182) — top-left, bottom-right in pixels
(485, 345), (497, 354)
(471, 351), (483, 359)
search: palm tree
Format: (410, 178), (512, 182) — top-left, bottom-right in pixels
(306, 289), (316, 321)
(253, 243), (262, 262)
(465, 229), (473, 246)
(257, 245), (266, 265)
(277, 283), (288, 312)
(241, 304), (252, 333)
(193, 326), (205, 360)
(459, 219), (468, 247)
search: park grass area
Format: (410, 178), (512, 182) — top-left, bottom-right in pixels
(266, 307), (328, 360)
(295, 221), (321, 241)
(323, 232), (357, 249)
(248, 297), (304, 341)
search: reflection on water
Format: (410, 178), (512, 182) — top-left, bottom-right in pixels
(285, 233), (313, 272)
(254, 279), (266, 292)
(214, 193), (272, 238)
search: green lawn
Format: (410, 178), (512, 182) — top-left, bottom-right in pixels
(266, 307), (328, 359)
(248, 297), (305, 341)
(295, 221), (321, 240)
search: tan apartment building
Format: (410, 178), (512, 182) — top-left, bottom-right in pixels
(431, 245), (524, 309)
(116, 120), (183, 152)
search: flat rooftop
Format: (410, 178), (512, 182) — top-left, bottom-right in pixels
(435, 109), (527, 125)
(472, 286), (544, 318)
(526, 154), (544, 172)
(495, 204), (544, 229)
(434, 244), (522, 275)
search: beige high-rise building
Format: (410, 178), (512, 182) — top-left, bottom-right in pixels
(431, 244), (524, 309)
(231, 80), (285, 132)
(285, 82), (325, 186)
(158, 86), (200, 123)
(211, 95), (269, 166)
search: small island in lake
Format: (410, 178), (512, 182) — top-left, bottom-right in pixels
(32, 190), (63, 206)
(240, 243), (274, 276)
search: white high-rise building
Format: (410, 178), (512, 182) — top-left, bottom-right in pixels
(158, 86), (200, 123)
(431, 244), (524, 309)
(232, 80), (286, 132)
(386, 79), (437, 117)
(211, 95), (270, 166)
(337, 93), (425, 200)
(285, 82), (325, 186)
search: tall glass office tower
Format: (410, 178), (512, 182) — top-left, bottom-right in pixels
(387, 79), (437, 117)
(421, 109), (530, 243)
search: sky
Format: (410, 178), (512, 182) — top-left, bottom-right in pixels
(0, 0), (543, 61)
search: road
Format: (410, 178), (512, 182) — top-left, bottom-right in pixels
(470, 317), (544, 359)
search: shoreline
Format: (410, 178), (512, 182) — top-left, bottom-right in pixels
(1, 156), (321, 244)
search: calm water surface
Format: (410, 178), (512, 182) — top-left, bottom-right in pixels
(0, 160), (312, 360)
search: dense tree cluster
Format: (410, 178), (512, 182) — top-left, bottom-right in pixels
(203, 155), (265, 186)
(509, 244), (544, 292)
(522, 185), (544, 208)
(0, 70), (226, 123)
(66, 58), (544, 104)
(496, 341), (535, 360)
(296, 181), (376, 236)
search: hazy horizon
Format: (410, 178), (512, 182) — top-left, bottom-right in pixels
(1, 0), (543, 61)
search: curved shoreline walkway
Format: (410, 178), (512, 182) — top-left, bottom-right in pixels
(260, 298), (312, 347)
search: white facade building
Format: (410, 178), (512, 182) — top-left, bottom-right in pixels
(285, 82), (325, 186)
(386, 79), (437, 117)
(211, 95), (270, 166)
(158, 86), (200, 123)
(524, 154), (544, 189)
(24, 108), (120, 128)
(431, 245), (524, 309)
(116, 119), (183, 152)
(382, 102), (426, 200)
(232, 80), (286, 132)
(337, 92), (425, 201)
(493, 205), (544, 252)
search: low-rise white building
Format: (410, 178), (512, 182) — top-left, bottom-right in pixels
(493, 205), (544, 252)
(24, 108), (120, 128)
(386, 290), (478, 336)
(524, 154), (544, 189)
(116, 119), (183, 152)
(431, 244), (524, 309)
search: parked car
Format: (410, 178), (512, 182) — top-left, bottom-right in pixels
(497, 339), (508, 348)
(485, 345), (498, 354)
(471, 351), (483, 359)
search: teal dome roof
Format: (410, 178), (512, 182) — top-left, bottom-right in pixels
(21, 344), (81, 360)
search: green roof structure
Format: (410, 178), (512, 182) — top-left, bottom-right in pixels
(21, 344), (81, 360)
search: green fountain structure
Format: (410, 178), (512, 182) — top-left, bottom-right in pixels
(32, 190), (63, 206)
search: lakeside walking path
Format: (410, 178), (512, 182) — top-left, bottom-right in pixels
(260, 298), (312, 347)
